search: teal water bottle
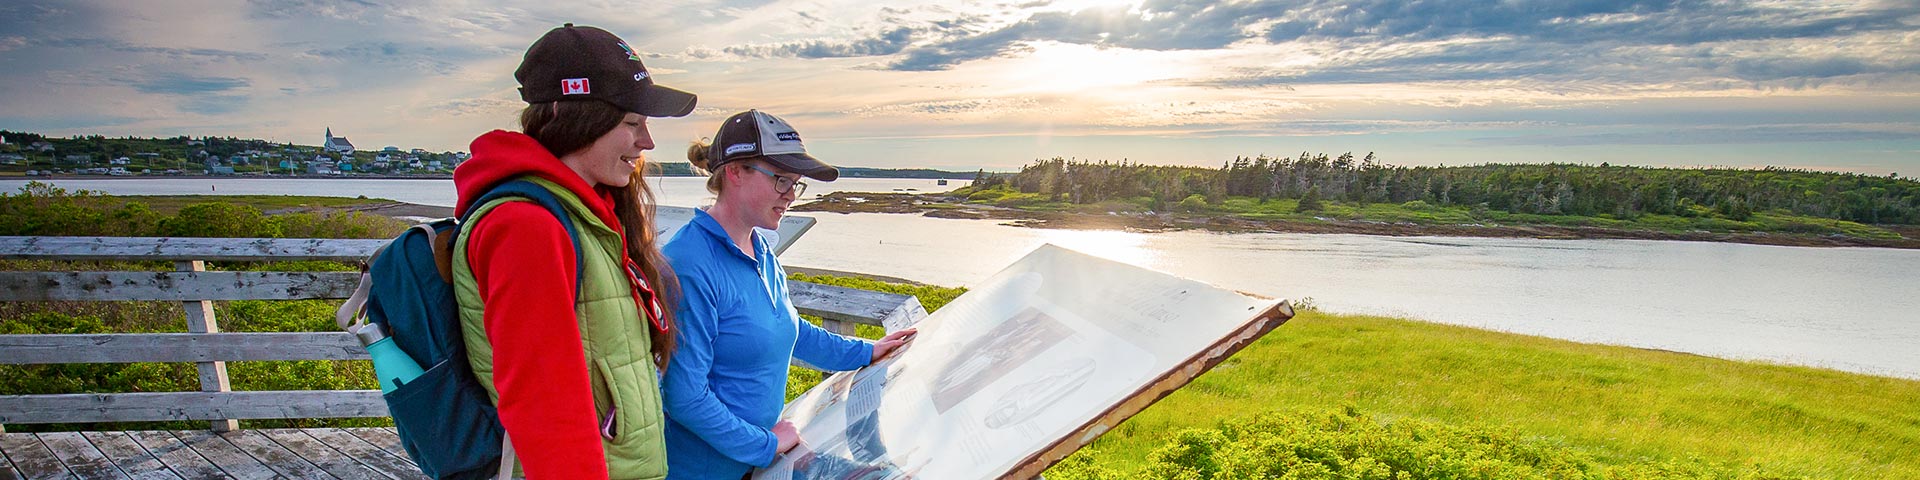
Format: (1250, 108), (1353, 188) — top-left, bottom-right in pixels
(354, 324), (425, 394)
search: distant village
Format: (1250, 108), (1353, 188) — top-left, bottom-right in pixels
(0, 128), (469, 177)
(0, 129), (982, 180)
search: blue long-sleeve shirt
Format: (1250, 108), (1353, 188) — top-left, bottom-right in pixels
(661, 209), (873, 480)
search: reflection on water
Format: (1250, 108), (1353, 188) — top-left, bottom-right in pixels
(1033, 229), (1157, 268)
(5, 177), (1918, 379)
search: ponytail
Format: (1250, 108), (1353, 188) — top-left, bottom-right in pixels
(686, 138), (726, 194)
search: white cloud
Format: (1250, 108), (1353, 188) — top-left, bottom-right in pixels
(0, 0), (1914, 171)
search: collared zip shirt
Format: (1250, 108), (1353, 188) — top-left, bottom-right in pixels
(659, 208), (873, 480)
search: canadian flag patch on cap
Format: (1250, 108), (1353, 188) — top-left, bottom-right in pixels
(561, 78), (591, 95)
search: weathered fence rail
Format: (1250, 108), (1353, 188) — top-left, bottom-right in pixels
(0, 235), (926, 432)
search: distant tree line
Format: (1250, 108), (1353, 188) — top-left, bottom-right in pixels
(971, 155), (1920, 224)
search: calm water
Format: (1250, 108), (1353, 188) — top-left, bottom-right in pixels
(0, 176), (956, 208)
(8, 177), (1919, 379)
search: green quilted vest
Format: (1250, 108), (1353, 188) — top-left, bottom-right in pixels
(452, 177), (667, 480)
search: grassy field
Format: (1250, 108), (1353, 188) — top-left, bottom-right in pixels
(962, 186), (1909, 240)
(122, 194), (388, 214)
(778, 274), (1920, 478)
(1068, 311), (1920, 478)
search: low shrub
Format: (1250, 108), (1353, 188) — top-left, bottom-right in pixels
(1123, 406), (1773, 480)
(0, 181), (407, 239)
(1178, 194), (1210, 212)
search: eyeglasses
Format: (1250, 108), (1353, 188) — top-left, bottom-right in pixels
(745, 164), (808, 196)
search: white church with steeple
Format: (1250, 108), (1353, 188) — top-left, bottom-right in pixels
(323, 128), (355, 153)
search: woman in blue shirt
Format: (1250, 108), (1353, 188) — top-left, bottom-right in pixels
(661, 110), (915, 480)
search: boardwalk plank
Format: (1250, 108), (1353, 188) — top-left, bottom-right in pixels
(164, 431), (270, 480)
(0, 237), (384, 263)
(121, 432), (224, 480)
(339, 430), (405, 461)
(1, 433), (73, 479)
(0, 390), (386, 425)
(0, 332), (365, 365)
(218, 431), (331, 480)
(36, 432), (124, 480)
(302, 430), (422, 480)
(258, 430), (378, 480)
(75, 433), (175, 480)
(0, 271), (360, 302)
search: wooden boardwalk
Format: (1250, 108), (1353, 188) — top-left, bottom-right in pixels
(0, 428), (428, 480)
(0, 236), (926, 480)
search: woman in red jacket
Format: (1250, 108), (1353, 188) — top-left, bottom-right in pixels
(450, 24), (693, 479)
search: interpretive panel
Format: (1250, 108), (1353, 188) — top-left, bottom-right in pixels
(757, 244), (1294, 480)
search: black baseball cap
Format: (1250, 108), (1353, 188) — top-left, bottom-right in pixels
(516, 23), (696, 117)
(708, 110), (838, 181)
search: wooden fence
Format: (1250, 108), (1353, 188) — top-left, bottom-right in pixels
(0, 236), (927, 433)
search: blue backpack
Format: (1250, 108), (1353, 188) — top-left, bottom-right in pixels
(336, 179), (585, 479)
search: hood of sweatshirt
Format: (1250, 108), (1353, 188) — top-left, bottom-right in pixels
(454, 130), (623, 231)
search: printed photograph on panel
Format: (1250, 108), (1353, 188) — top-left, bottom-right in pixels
(930, 307), (1071, 412)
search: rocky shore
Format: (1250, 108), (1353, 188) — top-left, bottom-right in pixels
(791, 192), (1920, 249)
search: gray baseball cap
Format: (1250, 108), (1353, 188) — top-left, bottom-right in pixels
(707, 110), (837, 181)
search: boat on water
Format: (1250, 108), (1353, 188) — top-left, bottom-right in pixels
(938, 179), (949, 186)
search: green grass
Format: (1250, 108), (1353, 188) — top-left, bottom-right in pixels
(784, 274), (1919, 478)
(1078, 311), (1920, 478)
(967, 192), (1909, 239)
(123, 194), (389, 214)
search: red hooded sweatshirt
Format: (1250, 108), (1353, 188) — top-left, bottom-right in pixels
(454, 130), (627, 479)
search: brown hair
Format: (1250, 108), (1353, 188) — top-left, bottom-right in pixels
(522, 99), (679, 369)
(685, 139), (729, 194)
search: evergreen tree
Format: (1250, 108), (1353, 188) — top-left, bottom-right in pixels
(1296, 188), (1324, 213)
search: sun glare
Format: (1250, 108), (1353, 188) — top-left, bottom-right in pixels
(989, 42), (1190, 95)
(1043, 0), (1145, 11)
(1036, 229), (1158, 268)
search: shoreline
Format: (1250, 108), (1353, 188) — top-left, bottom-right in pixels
(791, 192), (1920, 250)
(5, 172), (973, 181)
(9, 173), (459, 180)
(36, 194), (1920, 381)
(113, 192), (1920, 250)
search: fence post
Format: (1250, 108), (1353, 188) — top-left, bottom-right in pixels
(178, 260), (239, 432)
(821, 319), (857, 336)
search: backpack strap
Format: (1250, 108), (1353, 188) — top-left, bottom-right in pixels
(496, 433), (518, 480)
(335, 222), (439, 333)
(458, 178), (588, 297)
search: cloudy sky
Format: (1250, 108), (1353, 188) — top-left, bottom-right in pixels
(2, 0), (1918, 173)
